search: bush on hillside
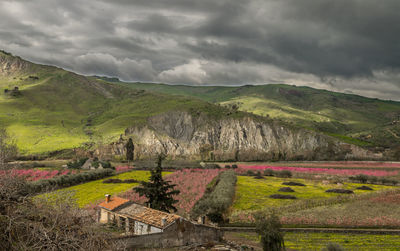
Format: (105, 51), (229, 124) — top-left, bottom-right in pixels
(263, 169), (275, 176)
(254, 171), (264, 179)
(231, 164), (238, 169)
(275, 170), (292, 178)
(278, 187), (295, 192)
(269, 194), (297, 199)
(67, 158), (88, 169)
(282, 181), (306, 186)
(325, 189), (354, 194)
(102, 178), (138, 184)
(246, 170), (255, 176)
(204, 163), (221, 169)
(356, 186), (373, 190)
(349, 174), (368, 183)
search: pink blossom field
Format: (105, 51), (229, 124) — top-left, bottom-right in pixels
(2, 169), (77, 181)
(120, 169), (222, 215)
(236, 165), (398, 176)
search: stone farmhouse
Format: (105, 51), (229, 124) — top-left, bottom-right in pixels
(97, 195), (222, 248)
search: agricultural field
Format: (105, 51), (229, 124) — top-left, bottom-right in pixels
(49, 170), (171, 207)
(121, 169), (222, 216)
(230, 176), (393, 222)
(3, 168), (78, 181)
(236, 164), (400, 176)
(280, 189), (400, 227)
(225, 231), (400, 251)
(229, 162), (400, 228)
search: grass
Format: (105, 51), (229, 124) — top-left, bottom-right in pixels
(226, 232), (400, 251)
(117, 79), (400, 148)
(0, 53), (238, 155)
(232, 176), (391, 211)
(280, 189), (400, 228)
(47, 170), (171, 207)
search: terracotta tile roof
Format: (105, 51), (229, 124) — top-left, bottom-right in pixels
(117, 203), (181, 229)
(98, 196), (130, 211)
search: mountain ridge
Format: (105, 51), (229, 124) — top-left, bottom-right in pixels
(0, 51), (395, 160)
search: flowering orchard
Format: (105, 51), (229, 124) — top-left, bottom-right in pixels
(2, 169), (77, 181)
(121, 169), (222, 215)
(237, 165), (398, 176)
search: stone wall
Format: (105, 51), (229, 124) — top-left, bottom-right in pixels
(120, 220), (222, 249)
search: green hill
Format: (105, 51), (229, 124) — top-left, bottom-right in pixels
(0, 51), (233, 155)
(112, 80), (400, 148)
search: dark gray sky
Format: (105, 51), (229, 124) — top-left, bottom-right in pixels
(1, 0), (400, 100)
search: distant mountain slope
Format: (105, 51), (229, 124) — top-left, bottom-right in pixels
(0, 51), (233, 155)
(112, 79), (400, 148)
(0, 51), (387, 160)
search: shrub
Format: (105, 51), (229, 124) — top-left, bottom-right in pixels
(356, 186), (373, 190)
(29, 169), (114, 193)
(325, 189), (354, 194)
(103, 179), (123, 183)
(254, 171), (264, 179)
(254, 213), (285, 251)
(225, 165), (231, 169)
(350, 174), (368, 183)
(204, 163), (221, 169)
(67, 158), (88, 169)
(263, 169), (275, 176)
(269, 194), (297, 199)
(278, 187), (295, 192)
(191, 170), (237, 223)
(368, 176), (378, 183)
(102, 178), (138, 184)
(231, 164), (238, 169)
(322, 243), (344, 251)
(275, 170), (292, 178)
(246, 170), (255, 176)
(282, 181), (306, 186)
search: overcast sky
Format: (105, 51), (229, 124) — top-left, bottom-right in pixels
(1, 0), (400, 100)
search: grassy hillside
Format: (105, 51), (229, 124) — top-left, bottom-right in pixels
(112, 79), (400, 148)
(0, 51), (234, 155)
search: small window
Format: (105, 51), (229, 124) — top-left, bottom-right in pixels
(147, 225), (151, 233)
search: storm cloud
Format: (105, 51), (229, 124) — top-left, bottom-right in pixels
(0, 0), (400, 100)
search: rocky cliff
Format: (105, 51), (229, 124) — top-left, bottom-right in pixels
(95, 111), (375, 161)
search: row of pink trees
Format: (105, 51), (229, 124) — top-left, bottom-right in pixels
(236, 165), (398, 176)
(3, 169), (77, 181)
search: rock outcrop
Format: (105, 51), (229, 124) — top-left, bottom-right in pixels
(95, 111), (374, 161)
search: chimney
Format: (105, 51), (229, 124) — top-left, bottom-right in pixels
(161, 217), (167, 227)
(105, 194), (111, 203)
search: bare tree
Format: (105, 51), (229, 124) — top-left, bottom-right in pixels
(0, 128), (18, 169)
(0, 174), (115, 250)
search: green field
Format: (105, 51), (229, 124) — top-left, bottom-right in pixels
(233, 176), (391, 211)
(48, 171), (171, 207)
(226, 232), (400, 251)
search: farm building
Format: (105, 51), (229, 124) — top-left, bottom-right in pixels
(97, 195), (222, 248)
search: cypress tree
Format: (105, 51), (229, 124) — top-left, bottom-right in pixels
(134, 155), (180, 212)
(126, 138), (134, 162)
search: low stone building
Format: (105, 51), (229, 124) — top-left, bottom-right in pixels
(97, 195), (222, 248)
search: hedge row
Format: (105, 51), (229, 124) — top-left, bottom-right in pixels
(191, 170), (237, 223)
(349, 174), (399, 186)
(28, 169), (115, 193)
